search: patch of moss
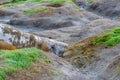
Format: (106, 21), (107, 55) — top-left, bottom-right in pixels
(0, 71), (5, 80)
(12, 0), (27, 3)
(23, 8), (39, 14)
(2, 0), (79, 11)
(2, 0), (42, 6)
(50, 0), (65, 5)
(23, 7), (49, 14)
(87, 0), (93, 3)
(40, 7), (49, 12)
(49, 0), (77, 7)
(93, 27), (120, 46)
(26, 0), (42, 2)
(2, 1), (25, 7)
(0, 48), (49, 80)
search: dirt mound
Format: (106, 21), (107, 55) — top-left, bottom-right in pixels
(0, 1), (100, 31)
(64, 34), (100, 68)
(71, 19), (120, 40)
(33, 19), (120, 44)
(1, 1), (120, 80)
(64, 31), (120, 79)
(4, 2), (77, 29)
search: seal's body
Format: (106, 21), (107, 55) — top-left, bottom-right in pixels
(0, 24), (68, 56)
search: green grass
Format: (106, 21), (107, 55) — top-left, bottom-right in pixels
(12, 0), (27, 3)
(27, 0), (69, 5)
(87, 0), (93, 3)
(3, 0), (77, 10)
(93, 27), (120, 46)
(26, 0), (48, 3)
(0, 71), (5, 80)
(50, 0), (65, 5)
(3, 0), (79, 15)
(26, 0), (42, 2)
(23, 8), (39, 14)
(0, 48), (50, 80)
(23, 7), (48, 14)
(3, 0), (73, 6)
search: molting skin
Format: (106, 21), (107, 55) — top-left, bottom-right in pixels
(0, 23), (68, 56)
(0, 41), (16, 50)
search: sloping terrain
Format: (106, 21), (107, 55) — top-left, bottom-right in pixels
(64, 29), (120, 79)
(0, 0), (120, 80)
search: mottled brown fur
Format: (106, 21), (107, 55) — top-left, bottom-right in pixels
(41, 40), (49, 51)
(0, 41), (16, 50)
(30, 34), (36, 46)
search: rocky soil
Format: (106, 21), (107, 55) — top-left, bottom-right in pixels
(0, 0), (12, 4)
(0, 0), (120, 80)
(87, 0), (120, 19)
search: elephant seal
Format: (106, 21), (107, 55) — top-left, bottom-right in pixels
(0, 23), (68, 56)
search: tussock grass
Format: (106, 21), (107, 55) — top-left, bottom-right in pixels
(23, 8), (39, 14)
(93, 27), (120, 46)
(23, 7), (49, 14)
(4, 0), (74, 6)
(0, 48), (50, 80)
(50, 0), (65, 5)
(87, 0), (93, 3)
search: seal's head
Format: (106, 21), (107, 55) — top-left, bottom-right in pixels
(48, 40), (68, 57)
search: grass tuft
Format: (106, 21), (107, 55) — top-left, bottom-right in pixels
(0, 48), (50, 80)
(50, 0), (65, 5)
(87, 0), (93, 3)
(93, 27), (120, 46)
(23, 8), (39, 14)
(0, 71), (5, 80)
(23, 7), (49, 14)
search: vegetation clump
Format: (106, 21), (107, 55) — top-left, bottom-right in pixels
(12, 0), (27, 3)
(50, 0), (65, 5)
(23, 8), (39, 14)
(93, 27), (120, 46)
(23, 7), (49, 14)
(0, 48), (50, 80)
(4, 0), (74, 6)
(87, 0), (93, 3)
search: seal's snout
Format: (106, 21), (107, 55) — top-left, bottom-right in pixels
(48, 40), (68, 57)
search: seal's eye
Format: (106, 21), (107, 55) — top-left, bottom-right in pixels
(50, 45), (56, 54)
(51, 45), (55, 49)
